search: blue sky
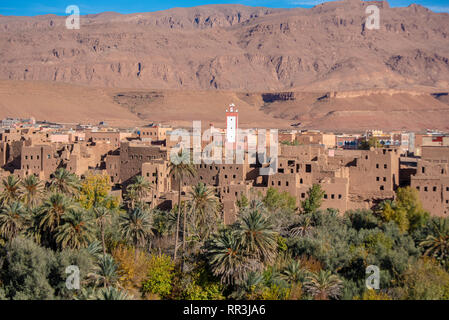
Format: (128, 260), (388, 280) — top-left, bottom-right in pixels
(0, 0), (448, 16)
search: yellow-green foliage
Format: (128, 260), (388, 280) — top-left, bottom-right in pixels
(78, 173), (117, 209)
(263, 187), (297, 212)
(396, 258), (449, 300)
(181, 281), (224, 300)
(112, 245), (150, 290)
(141, 254), (175, 299)
(259, 284), (290, 300)
(381, 187), (429, 232)
(356, 289), (392, 300)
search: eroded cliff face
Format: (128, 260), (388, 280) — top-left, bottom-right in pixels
(0, 2), (449, 91)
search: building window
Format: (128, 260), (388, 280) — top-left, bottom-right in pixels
(331, 194), (335, 199)
(301, 193), (305, 198)
(278, 181), (281, 186)
(338, 194), (342, 199)
(380, 186), (384, 190)
(376, 177), (380, 181)
(305, 164), (312, 173)
(383, 177), (386, 182)
(416, 186), (420, 191)
(433, 186), (437, 192)
(376, 164), (379, 169)
(324, 194), (328, 199)
(286, 181), (289, 186)
(384, 164), (387, 169)
(422, 167), (425, 174)
(424, 186), (428, 192)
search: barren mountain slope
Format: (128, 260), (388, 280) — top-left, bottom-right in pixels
(1, 80), (448, 132)
(1, 1), (449, 91)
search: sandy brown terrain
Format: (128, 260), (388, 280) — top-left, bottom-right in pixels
(1, 80), (448, 131)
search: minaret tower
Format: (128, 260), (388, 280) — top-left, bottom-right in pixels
(225, 103), (238, 149)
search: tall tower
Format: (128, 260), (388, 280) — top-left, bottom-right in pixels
(226, 103), (238, 146)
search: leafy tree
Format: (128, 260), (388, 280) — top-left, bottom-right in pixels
(379, 187), (429, 233)
(301, 184), (325, 214)
(112, 245), (150, 291)
(236, 194), (249, 210)
(49, 248), (95, 299)
(355, 289), (392, 300)
(263, 187), (296, 213)
(393, 258), (449, 300)
(79, 173), (115, 210)
(0, 237), (55, 300)
(380, 201), (409, 232)
(359, 137), (382, 150)
(141, 254), (175, 299)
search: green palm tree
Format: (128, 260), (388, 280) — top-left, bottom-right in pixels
(205, 229), (252, 284)
(281, 260), (309, 284)
(119, 207), (153, 251)
(55, 208), (95, 249)
(97, 287), (131, 300)
(304, 270), (343, 300)
(420, 218), (449, 264)
(91, 205), (113, 256)
(39, 193), (74, 232)
(232, 271), (264, 299)
(236, 210), (278, 264)
(126, 175), (153, 208)
(0, 175), (22, 205)
(90, 254), (120, 288)
(49, 168), (80, 195)
(289, 216), (313, 237)
(188, 182), (220, 240)
(169, 150), (196, 262)
(21, 174), (44, 209)
(0, 201), (28, 240)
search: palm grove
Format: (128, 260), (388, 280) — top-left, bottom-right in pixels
(0, 162), (449, 300)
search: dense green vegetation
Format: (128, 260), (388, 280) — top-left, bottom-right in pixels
(0, 168), (448, 300)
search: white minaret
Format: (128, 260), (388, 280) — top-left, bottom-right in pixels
(226, 103), (238, 145)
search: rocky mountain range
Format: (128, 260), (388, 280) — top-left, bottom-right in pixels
(1, 1), (448, 91)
